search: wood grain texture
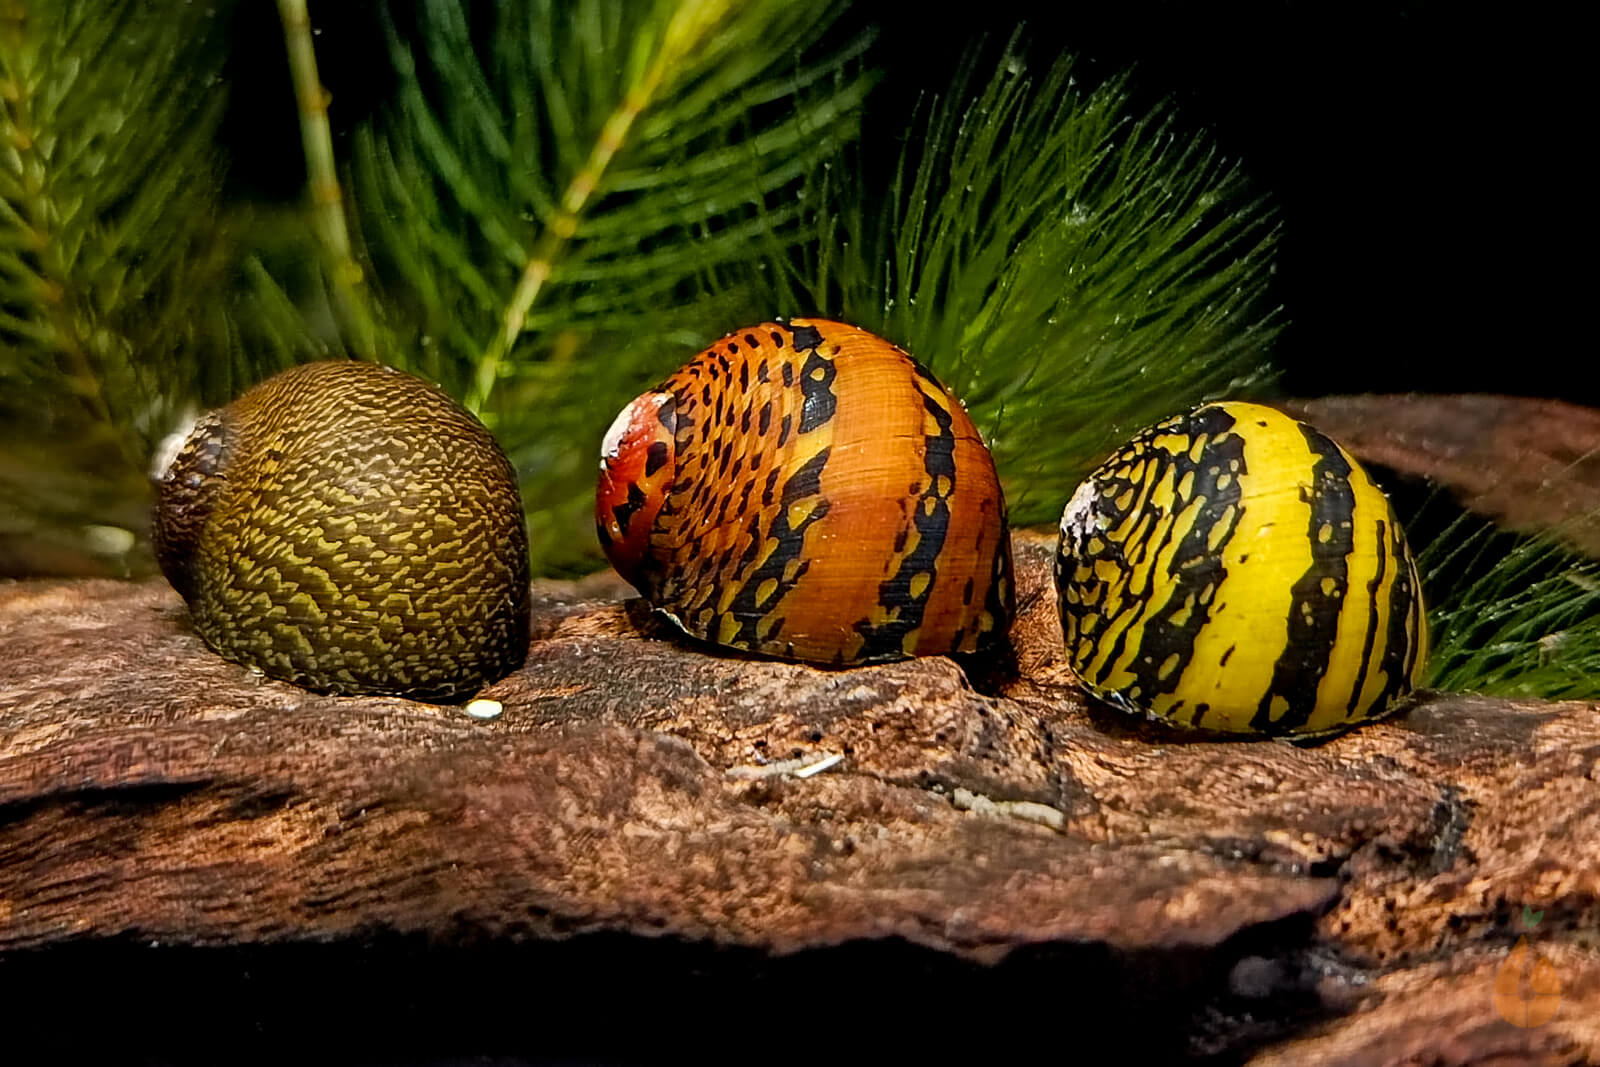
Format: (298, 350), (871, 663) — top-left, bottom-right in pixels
(2, 532), (1597, 1063)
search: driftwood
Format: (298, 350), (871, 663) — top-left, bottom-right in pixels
(2, 531), (1598, 1063)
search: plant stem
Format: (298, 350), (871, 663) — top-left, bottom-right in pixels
(276, 0), (376, 359)
(470, 0), (733, 413)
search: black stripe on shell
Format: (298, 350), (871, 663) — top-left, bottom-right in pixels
(854, 382), (957, 660)
(644, 440), (670, 477)
(1087, 405), (1246, 709)
(718, 447), (833, 647)
(789, 323), (823, 352)
(611, 481), (649, 537)
(1251, 423), (1356, 734)
(1346, 516), (1389, 717)
(1379, 518), (1421, 701)
(795, 335), (837, 433)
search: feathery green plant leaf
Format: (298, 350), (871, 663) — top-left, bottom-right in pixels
(0, 1), (1591, 705)
(0, 0), (236, 572)
(353, 0), (873, 410)
(779, 45), (1283, 525)
(0, 1), (227, 435)
(351, 0), (873, 571)
(1422, 511), (1600, 700)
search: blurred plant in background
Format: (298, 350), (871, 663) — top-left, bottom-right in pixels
(772, 45), (1281, 525)
(1418, 506), (1600, 699)
(1, 0), (1594, 699)
(0, 1), (232, 574)
(349, 0), (876, 568)
(347, 2), (1282, 567)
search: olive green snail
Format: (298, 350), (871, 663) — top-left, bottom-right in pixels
(596, 319), (1014, 666)
(1056, 401), (1428, 737)
(153, 360), (531, 702)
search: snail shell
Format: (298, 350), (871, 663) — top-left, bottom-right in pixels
(1056, 401), (1427, 736)
(153, 361), (531, 702)
(597, 319), (1013, 665)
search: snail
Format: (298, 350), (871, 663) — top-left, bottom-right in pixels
(596, 319), (1013, 665)
(1056, 401), (1427, 736)
(153, 360), (531, 702)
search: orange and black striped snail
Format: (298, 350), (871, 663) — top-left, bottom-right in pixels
(1055, 401), (1427, 737)
(596, 319), (1013, 666)
(153, 361), (531, 702)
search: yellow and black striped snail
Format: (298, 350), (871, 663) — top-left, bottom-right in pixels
(1056, 401), (1427, 736)
(596, 319), (1013, 665)
(153, 361), (531, 702)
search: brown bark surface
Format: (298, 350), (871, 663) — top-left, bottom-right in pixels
(2, 532), (1597, 1063)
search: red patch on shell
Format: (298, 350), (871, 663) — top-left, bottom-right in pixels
(596, 391), (674, 586)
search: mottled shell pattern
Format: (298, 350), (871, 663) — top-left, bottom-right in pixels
(1056, 401), (1427, 736)
(154, 361), (531, 702)
(597, 319), (1014, 666)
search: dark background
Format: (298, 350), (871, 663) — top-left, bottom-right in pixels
(222, 2), (1588, 404)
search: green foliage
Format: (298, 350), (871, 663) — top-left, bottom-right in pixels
(1422, 514), (1600, 700)
(351, 0), (873, 398)
(355, 13), (1281, 567)
(0, 0), (240, 568)
(350, 0), (874, 570)
(777, 45), (1283, 525)
(3, 0), (1593, 702)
